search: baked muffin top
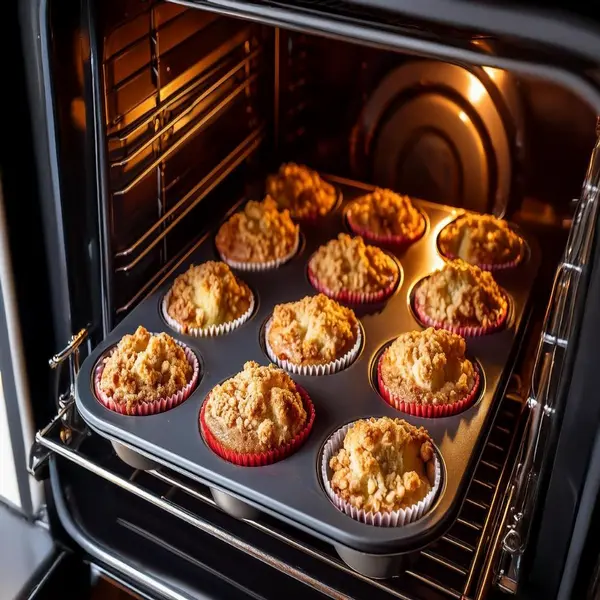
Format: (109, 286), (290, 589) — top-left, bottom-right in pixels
(267, 294), (359, 366)
(203, 361), (307, 454)
(380, 328), (476, 406)
(438, 214), (522, 266)
(99, 326), (193, 412)
(215, 197), (299, 264)
(266, 163), (337, 219)
(415, 260), (507, 328)
(166, 261), (252, 331)
(329, 417), (435, 513)
(347, 188), (424, 239)
(309, 234), (398, 294)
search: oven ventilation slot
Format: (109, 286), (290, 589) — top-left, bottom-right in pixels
(96, 5), (270, 322)
(33, 389), (523, 600)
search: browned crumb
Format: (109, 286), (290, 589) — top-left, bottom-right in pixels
(329, 417), (434, 513)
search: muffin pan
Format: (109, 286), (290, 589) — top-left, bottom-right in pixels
(75, 176), (540, 578)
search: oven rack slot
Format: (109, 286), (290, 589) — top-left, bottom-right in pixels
(32, 390), (524, 600)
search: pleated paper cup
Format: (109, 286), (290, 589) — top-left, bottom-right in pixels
(377, 350), (481, 418)
(265, 319), (362, 376)
(94, 341), (199, 416)
(200, 385), (315, 466)
(321, 421), (442, 527)
(218, 229), (300, 271)
(411, 279), (509, 337)
(346, 210), (426, 248)
(162, 287), (255, 337)
(307, 259), (400, 305)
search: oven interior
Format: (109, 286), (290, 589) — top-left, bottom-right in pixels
(38, 0), (599, 598)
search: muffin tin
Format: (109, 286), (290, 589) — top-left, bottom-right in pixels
(74, 176), (540, 578)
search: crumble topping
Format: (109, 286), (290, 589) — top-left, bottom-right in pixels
(166, 261), (252, 331)
(215, 196), (299, 264)
(415, 260), (507, 327)
(309, 234), (398, 294)
(204, 361), (307, 454)
(329, 417), (434, 513)
(380, 328), (475, 406)
(99, 326), (193, 412)
(347, 188), (424, 238)
(438, 213), (522, 266)
(266, 163), (337, 219)
(267, 294), (359, 365)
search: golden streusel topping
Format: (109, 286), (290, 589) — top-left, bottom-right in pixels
(215, 197), (299, 264)
(439, 214), (522, 265)
(266, 163), (337, 219)
(329, 417), (434, 513)
(267, 294), (358, 366)
(415, 260), (507, 327)
(381, 328), (475, 406)
(309, 234), (398, 294)
(166, 261), (252, 331)
(99, 326), (193, 412)
(204, 361), (307, 454)
(347, 188), (424, 238)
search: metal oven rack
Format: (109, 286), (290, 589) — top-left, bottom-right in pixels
(31, 381), (525, 600)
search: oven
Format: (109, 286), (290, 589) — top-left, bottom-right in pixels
(8, 1), (600, 598)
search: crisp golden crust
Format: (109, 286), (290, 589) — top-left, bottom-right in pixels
(267, 294), (359, 366)
(329, 417), (435, 513)
(309, 234), (398, 294)
(99, 326), (193, 411)
(166, 261), (252, 331)
(381, 328), (475, 406)
(204, 361), (307, 454)
(439, 214), (522, 266)
(347, 188), (424, 238)
(266, 163), (337, 219)
(415, 260), (507, 328)
(215, 197), (299, 264)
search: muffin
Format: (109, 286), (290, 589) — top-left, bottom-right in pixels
(322, 417), (441, 526)
(266, 163), (338, 220)
(438, 213), (524, 270)
(346, 188), (425, 245)
(308, 234), (400, 303)
(265, 294), (361, 375)
(215, 197), (300, 270)
(378, 328), (479, 417)
(94, 326), (199, 415)
(163, 261), (254, 336)
(200, 361), (315, 466)
(413, 260), (509, 336)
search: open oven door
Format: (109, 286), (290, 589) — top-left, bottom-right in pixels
(494, 117), (600, 600)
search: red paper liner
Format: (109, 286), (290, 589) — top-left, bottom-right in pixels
(346, 211), (426, 248)
(200, 385), (315, 466)
(412, 283), (509, 337)
(377, 351), (481, 418)
(94, 343), (200, 416)
(307, 263), (399, 304)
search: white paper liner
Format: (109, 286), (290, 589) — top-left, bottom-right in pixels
(218, 228), (301, 271)
(162, 287), (255, 337)
(265, 320), (362, 376)
(321, 421), (442, 527)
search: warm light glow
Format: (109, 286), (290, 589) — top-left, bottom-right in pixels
(459, 111), (469, 123)
(483, 66), (505, 83)
(467, 77), (486, 104)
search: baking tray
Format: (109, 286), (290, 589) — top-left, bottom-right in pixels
(75, 175), (540, 577)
